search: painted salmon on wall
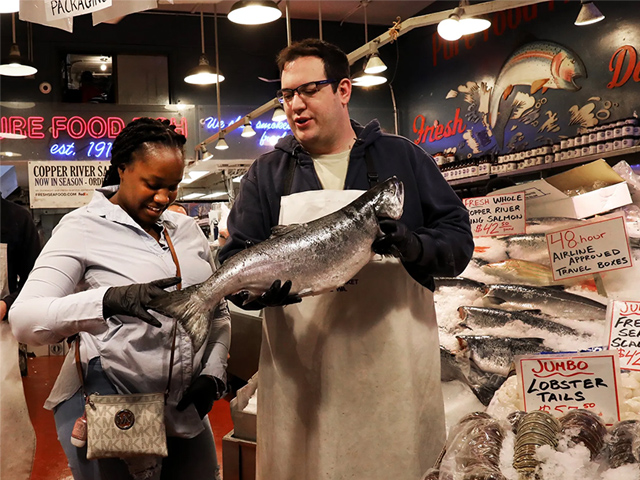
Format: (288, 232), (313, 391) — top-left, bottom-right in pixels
(489, 40), (587, 130)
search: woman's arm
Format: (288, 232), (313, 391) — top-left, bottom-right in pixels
(10, 215), (108, 346)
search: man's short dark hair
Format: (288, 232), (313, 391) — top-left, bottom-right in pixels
(276, 39), (350, 92)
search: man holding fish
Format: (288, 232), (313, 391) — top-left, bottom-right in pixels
(216, 39), (474, 480)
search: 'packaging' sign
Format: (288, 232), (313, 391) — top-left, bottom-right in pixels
(46, 0), (112, 21)
(517, 351), (621, 425)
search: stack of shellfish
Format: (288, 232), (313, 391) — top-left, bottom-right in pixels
(558, 410), (607, 461)
(513, 411), (561, 479)
(605, 419), (639, 469)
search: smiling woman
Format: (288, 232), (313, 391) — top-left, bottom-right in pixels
(9, 117), (231, 480)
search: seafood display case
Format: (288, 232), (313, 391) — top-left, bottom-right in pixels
(431, 160), (640, 479)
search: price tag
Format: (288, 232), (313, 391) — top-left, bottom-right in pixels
(517, 351), (621, 425)
(546, 216), (633, 281)
(463, 192), (526, 238)
(607, 300), (640, 371)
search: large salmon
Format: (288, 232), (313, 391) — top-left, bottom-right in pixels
(150, 177), (404, 350)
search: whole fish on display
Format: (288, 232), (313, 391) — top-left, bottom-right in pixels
(440, 346), (508, 407)
(434, 276), (486, 293)
(150, 177), (404, 351)
(482, 284), (606, 322)
(457, 335), (551, 376)
(457, 305), (581, 337)
(480, 259), (555, 286)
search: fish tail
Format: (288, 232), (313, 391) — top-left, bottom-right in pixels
(149, 285), (221, 352)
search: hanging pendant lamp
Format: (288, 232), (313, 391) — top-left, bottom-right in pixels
(353, 4), (387, 88)
(437, 1), (491, 41)
(272, 106), (286, 122)
(575, 1), (605, 26)
(228, 1), (282, 25)
(241, 117), (257, 137)
(184, 11), (224, 85)
(0, 13), (37, 77)
(213, 4), (229, 151)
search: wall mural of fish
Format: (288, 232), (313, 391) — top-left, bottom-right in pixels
(488, 40), (587, 148)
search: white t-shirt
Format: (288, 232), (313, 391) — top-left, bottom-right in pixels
(311, 149), (351, 190)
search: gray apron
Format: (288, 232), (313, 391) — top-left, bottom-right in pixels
(0, 243), (37, 479)
(256, 189), (445, 480)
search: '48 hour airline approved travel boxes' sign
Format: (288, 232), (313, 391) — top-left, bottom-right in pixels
(28, 161), (110, 209)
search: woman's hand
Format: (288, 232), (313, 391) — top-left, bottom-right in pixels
(102, 277), (181, 327)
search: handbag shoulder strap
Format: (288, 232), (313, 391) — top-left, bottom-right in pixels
(163, 228), (181, 403)
(75, 227), (182, 404)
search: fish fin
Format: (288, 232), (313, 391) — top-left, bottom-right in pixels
(148, 286), (212, 352)
(270, 224), (301, 238)
(542, 86), (549, 94)
(502, 85), (514, 101)
(530, 78), (549, 94)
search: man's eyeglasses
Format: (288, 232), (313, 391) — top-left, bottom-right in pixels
(276, 79), (337, 104)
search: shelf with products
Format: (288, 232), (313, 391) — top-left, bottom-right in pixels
(447, 145), (640, 190)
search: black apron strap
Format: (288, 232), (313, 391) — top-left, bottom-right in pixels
(283, 156), (297, 196)
(364, 148), (379, 187)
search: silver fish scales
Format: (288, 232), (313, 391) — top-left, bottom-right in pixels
(149, 177), (404, 351)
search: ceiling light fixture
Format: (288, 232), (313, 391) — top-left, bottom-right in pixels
(437, 1), (491, 41)
(184, 11), (224, 85)
(363, 52), (387, 74)
(0, 0), (19, 13)
(201, 145), (214, 161)
(575, 1), (605, 26)
(353, 1), (387, 88)
(215, 135), (229, 150)
(228, 1), (282, 25)
(272, 106), (287, 122)
(0, 151), (22, 157)
(241, 117), (256, 137)
(0, 13), (38, 77)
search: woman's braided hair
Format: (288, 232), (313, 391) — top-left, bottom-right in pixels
(102, 117), (187, 187)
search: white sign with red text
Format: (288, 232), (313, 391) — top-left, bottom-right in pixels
(463, 192), (526, 237)
(28, 161), (110, 209)
(546, 216), (632, 281)
(607, 300), (640, 371)
(517, 351), (621, 425)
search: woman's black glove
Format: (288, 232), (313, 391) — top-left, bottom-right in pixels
(372, 219), (423, 263)
(177, 375), (225, 419)
(226, 279), (302, 311)
(102, 277), (181, 327)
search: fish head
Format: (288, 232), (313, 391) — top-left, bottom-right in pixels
(371, 177), (404, 220)
(551, 50), (586, 91)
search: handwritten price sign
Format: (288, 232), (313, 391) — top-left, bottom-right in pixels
(464, 192), (526, 238)
(607, 300), (640, 371)
(546, 216), (633, 281)
(517, 351), (621, 425)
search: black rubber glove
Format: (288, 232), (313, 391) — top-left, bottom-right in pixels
(176, 375), (224, 419)
(226, 279), (302, 311)
(102, 277), (181, 327)
(372, 219), (423, 263)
